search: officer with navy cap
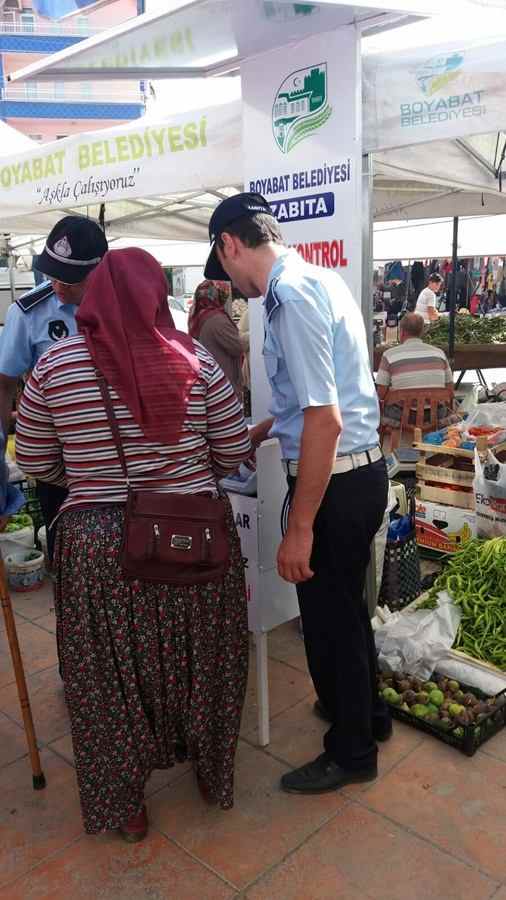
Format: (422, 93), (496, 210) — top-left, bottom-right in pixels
(0, 215), (108, 561)
(205, 192), (390, 796)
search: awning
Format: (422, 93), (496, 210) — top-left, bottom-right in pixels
(6, 0), (440, 84)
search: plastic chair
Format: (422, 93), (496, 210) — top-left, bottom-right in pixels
(379, 387), (454, 451)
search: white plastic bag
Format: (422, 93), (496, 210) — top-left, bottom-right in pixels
(374, 591), (461, 680)
(435, 654), (506, 697)
(465, 403), (506, 431)
(0, 526), (35, 560)
(473, 448), (506, 537)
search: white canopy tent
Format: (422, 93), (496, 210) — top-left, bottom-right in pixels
(374, 215), (506, 260)
(5, 0), (442, 86)
(1, 101), (506, 243)
(2, 6), (506, 239)
(0, 122), (35, 156)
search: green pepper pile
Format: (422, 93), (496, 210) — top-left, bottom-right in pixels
(4, 513), (33, 533)
(425, 316), (506, 346)
(426, 538), (506, 670)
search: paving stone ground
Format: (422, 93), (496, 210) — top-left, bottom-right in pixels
(1, 580), (505, 899)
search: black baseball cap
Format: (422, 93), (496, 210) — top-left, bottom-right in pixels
(204, 192), (274, 281)
(34, 215), (108, 284)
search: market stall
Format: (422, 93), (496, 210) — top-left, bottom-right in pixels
(374, 314), (506, 384)
(4, 0), (506, 749)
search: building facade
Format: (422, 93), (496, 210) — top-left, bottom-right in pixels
(0, 0), (145, 143)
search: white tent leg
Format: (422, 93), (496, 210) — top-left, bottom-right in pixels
(7, 243), (16, 306)
(255, 632), (269, 747)
(362, 153), (378, 615)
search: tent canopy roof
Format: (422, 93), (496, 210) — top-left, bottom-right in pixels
(7, 0), (439, 84)
(3, 125), (506, 240)
(0, 122), (35, 156)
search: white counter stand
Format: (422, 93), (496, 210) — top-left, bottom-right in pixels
(228, 438), (299, 746)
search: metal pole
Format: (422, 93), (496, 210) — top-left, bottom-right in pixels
(448, 216), (459, 367)
(362, 154), (374, 362)
(362, 153), (378, 615)
(7, 239), (16, 305)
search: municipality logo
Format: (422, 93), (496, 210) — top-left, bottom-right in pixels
(272, 62), (332, 154)
(415, 51), (464, 97)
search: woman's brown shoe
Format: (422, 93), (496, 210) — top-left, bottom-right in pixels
(119, 805), (148, 843)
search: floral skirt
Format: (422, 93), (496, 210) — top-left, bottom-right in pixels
(54, 500), (248, 834)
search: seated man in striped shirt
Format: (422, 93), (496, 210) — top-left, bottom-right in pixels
(376, 312), (455, 429)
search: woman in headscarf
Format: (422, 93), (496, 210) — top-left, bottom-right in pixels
(16, 249), (251, 842)
(188, 280), (246, 399)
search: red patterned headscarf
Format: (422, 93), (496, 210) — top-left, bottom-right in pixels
(77, 248), (200, 444)
(188, 279), (232, 340)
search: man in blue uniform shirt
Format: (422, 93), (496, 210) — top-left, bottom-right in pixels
(205, 193), (391, 794)
(0, 215), (108, 561)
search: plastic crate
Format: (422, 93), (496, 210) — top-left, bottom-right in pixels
(11, 480), (44, 538)
(380, 674), (506, 756)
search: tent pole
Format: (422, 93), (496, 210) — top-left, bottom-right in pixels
(362, 153), (374, 364)
(448, 216), (459, 367)
(7, 240), (16, 306)
(362, 152), (377, 616)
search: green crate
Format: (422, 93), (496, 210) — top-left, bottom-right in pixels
(11, 480), (44, 538)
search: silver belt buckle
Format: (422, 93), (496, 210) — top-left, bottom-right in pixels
(170, 534), (193, 551)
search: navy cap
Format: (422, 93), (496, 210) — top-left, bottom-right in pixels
(204, 192), (274, 281)
(34, 215), (108, 285)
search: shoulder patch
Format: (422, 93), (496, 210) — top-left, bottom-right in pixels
(264, 277), (282, 322)
(15, 281), (53, 314)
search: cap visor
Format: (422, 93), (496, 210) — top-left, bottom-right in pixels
(204, 244), (230, 282)
(33, 250), (92, 285)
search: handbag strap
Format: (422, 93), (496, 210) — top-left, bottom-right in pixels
(97, 375), (130, 485)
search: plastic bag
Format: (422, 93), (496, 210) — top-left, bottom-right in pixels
(374, 591), (461, 680)
(435, 654), (506, 697)
(473, 448), (506, 537)
(465, 403), (506, 432)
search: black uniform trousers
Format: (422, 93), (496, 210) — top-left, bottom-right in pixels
(288, 457), (390, 771)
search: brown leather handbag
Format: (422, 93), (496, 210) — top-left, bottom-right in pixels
(98, 377), (230, 585)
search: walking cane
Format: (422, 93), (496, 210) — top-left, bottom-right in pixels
(0, 556), (46, 789)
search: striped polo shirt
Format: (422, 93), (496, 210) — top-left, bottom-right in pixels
(15, 334), (251, 520)
(376, 338), (453, 392)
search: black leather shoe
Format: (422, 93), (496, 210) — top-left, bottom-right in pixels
(313, 699), (332, 723)
(281, 753), (377, 795)
(313, 700), (393, 743)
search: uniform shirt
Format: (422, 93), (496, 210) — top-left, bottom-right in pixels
(263, 250), (379, 459)
(0, 283), (77, 377)
(415, 287), (437, 323)
(376, 339), (453, 392)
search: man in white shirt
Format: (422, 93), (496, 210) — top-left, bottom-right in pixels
(415, 273), (443, 323)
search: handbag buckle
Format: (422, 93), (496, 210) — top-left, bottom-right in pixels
(170, 534), (193, 551)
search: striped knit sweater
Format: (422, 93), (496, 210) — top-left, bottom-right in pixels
(16, 334), (251, 520)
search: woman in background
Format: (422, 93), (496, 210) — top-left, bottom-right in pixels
(189, 280), (245, 399)
(16, 249), (251, 842)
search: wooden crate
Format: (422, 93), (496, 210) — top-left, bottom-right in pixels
(413, 429), (488, 511)
(401, 594), (506, 681)
(416, 461), (473, 488)
(412, 429), (492, 460)
(418, 482), (475, 510)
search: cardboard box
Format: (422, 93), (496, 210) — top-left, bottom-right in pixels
(415, 498), (477, 554)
